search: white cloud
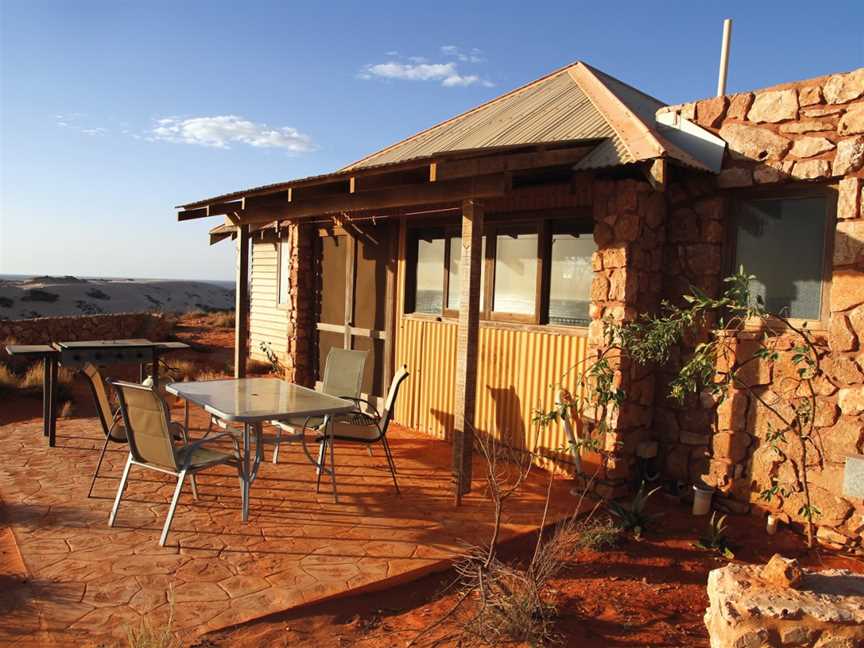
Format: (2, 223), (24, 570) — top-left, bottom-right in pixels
(359, 53), (493, 88)
(441, 45), (486, 63)
(149, 115), (315, 151)
(82, 127), (108, 136)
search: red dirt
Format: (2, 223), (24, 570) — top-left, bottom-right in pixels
(3, 313), (862, 647)
(196, 503), (862, 648)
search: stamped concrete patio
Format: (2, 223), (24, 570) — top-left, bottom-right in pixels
(0, 402), (577, 647)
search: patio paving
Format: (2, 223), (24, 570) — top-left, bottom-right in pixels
(0, 400), (578, 647)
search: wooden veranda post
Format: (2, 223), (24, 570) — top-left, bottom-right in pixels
(453, 199), (483, 504)
(234, 224), (250, 378)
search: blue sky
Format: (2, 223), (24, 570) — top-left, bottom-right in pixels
(1, 1), (862, 281)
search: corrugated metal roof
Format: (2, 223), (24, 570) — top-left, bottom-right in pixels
(344, 67), (616, 169)
(182, 60), (715, 210)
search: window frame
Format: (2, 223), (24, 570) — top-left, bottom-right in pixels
(726, 186), (836, 330)
(405, 212), (594, 328)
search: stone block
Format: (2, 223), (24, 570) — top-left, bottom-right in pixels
(753, 161), (787, 184)
(835, 220), (864, 267)
(727, 93), (753, 120)
(791, 159), (832, 180)
(839, 386), (864, 416)
(831, 270), (864, 312)
(829, 314), (858, 352)
(837, 178), (862, 220)
(780, 120), (835, 134)
(823, 68), (864, 104)
(839, 106), (864, 136)
(747, 89), (799, 123)
(696, 96), (729, 128)
(833, 137), (864, 176)
(790, 136), (836, 158)
(712, 432), (751, 463)
(720, 123), (792, 161)
(705, 561), (864, 648)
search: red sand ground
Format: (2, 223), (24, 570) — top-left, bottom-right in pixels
(2, 313), (861, 647)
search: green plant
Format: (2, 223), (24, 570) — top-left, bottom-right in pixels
(258, 341), (284, 375)
(607, 481), (662, 539)
(123, 588), (180, 648)
(694, 511), (735, 559)
(574, 515), (621, 551)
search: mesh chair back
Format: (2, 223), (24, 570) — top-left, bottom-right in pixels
(111, 380), (178, 470)
(321, 348), (367, 399)
(83, 364), (125, 441)
(380, 366), (409, 434)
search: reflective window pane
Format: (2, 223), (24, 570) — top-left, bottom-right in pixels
(549, 233), (595, 326)
(414, 238), (445, 313)
(735, 197), (826, 320)
(447, 236), (485, 311)
(493, 233), (537, 315)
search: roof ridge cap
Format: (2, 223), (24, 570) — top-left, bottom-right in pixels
(567, 62), (665, 162)
(341, 60), (587, 171)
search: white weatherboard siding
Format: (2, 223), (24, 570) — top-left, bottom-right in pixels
(249, 237), (289, 363)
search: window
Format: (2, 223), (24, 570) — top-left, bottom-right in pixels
(549, 232), (595, 326)
(733, 194), (830, 321)
(278, 235), (291, 306)
(407, 217), (595, 327)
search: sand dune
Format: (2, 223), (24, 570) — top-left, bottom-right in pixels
(0, 276), (234, 320)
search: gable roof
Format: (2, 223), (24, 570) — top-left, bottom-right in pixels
(181, 60), (710, 210)
(343, 61), (706, 173)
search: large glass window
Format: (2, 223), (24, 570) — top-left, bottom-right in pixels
(414, 238), (445, 314)
(734, 196), (828, 321)
(549, 233), (595, 326)
(493, 232), (538, 316)
(407, 217), (594, 327)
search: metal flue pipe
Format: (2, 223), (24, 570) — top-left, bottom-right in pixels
(717, 18), (733, 96)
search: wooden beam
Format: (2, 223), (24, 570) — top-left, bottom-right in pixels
(453, 199), (484, 504)
(382, 219), (398, 390)
(344, 233), (356, 349)
(429, 162), (437, 182)
(207, 201), (243, 217)
(435, 146), (593, 182)
(645, 158), (667, 192)
(237, 174), (509, 224)
(234, 224), (250, 378)
(349, 176), (356, 194)
(177, 207), (208, 221)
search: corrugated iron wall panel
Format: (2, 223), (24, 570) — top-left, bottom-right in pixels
(394, 317), (588, 473)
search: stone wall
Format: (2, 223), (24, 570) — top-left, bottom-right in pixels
(279, 223), (315, 387)
(655, 67), (864, 547)
(0, 312), (173, 347)
(585, 178), (666, 498)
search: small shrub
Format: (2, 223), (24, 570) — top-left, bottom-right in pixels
(0, 363), (19, 393)
(694, 511), (735, 559)
(206, 310), (235, 328)
(574, 515), (621, 551)
(21, 289), (59, 303)
(608, 481), (662, 539)
(85, 288), (111, 300)
(0, 297), (13, 308)
(124, 587), (180, 648)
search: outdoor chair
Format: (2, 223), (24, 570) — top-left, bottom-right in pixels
(107, 379), (241, 546)
(310, 365), (409, 502)
(269, 348), (367, 463)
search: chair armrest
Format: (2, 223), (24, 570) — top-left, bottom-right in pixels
(338, 397), (381, 421)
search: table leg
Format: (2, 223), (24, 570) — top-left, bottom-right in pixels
(48, 356), (58, 447)
(138, 362), (145, 383)
(42, 356), (50, 438)
(328, 417), (338, 503)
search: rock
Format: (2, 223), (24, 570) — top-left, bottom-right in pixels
(837, 178), (863, 220)
(850, 305), (864, 338)
(747, 89), (799, 123)
(829, 314), (858, 352)
(705, 563), (864, 648)
(835, 219), (864, 266)
(804, 105), (845, 117)
(790, 136), (836, 158)
(839, 386), (864, 416)
(727, 93), (754, 120)
(780, 120), (834, 134)
(817, 526), (851, 547)
(697, 96), (729, 128)
(762, 553), (804, 588)
(839, 107), (864, 135)
(720, 123), (793, 161)
(831, 270), (864, 312)
(833, 137), (864, 176)
(823, 68), (864, 104)
(791, 159), (831, 179)
(753, 162), (786, 183)
(680, 431), (711, 445)
(829, 355), (864, 386)
(799, 85), (824, 107)
(718, 167), (753, 187)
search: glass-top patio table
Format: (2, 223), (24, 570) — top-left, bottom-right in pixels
(165, 378), (355, 522)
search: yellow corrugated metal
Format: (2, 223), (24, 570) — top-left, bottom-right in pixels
(394, 317), (589, 473)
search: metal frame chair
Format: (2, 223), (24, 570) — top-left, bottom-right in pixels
(270, 348), (367, 463)
(83, 364), (127, 497)
(305, 365), (409, 502)
(107, 379), (241, 546)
